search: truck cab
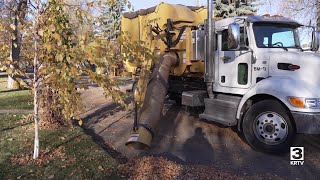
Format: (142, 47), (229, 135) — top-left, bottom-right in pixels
(193, 15), (320, 152)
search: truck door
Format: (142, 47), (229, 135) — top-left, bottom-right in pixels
(218, 27), (252, 89)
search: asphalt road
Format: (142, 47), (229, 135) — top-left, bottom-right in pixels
(81, 87), (320, 179)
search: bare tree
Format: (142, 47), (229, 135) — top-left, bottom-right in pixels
(275, 0), (317, 26)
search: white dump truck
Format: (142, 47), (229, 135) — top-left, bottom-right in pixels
(124, 1), (320, 153)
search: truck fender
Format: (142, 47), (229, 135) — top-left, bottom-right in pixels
(236, 77), (317, 121)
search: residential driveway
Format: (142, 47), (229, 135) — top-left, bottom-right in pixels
(81, 87), (320, 179)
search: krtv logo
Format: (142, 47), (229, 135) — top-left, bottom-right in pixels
(290, 147), (304, 166)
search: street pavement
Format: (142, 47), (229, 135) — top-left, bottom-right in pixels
(81, 87), (320, 179)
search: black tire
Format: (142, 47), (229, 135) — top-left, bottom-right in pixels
(242, 99), (295, 153)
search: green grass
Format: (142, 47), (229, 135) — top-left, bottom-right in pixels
(0, 74), (8, 92)
(0, 114), (124, 179)
(0, 90), (33, 110)
(0, 75), (33, 110)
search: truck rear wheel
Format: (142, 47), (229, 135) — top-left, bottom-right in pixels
(242, 100), (295, 153)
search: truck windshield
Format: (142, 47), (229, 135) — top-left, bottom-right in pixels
(253, 24), (299, 49)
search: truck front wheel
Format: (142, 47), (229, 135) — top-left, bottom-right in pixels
(242, 100), (295, 153)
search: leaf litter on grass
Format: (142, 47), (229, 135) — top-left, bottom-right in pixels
(11, 146), (65, 165)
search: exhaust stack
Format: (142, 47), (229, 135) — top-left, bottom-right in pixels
(126, 52), (179, 150)
(206, 0), (215, 98)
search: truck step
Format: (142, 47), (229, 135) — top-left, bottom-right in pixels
(199, 113), (237, 126)
(215, 94), (242, 103)
(199, 98), (239, 126)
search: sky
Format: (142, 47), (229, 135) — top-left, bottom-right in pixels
(129, 0), (279, 15)
(130, 0), (207, 10)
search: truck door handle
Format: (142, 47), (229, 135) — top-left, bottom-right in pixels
(221, 56), (231, 61)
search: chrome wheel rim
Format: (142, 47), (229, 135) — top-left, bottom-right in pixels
(253, 112), (288, 145)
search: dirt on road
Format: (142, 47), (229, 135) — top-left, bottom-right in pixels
(80, 87), (320, 179)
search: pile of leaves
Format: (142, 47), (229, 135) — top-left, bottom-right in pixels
(118, 156), (249, 180)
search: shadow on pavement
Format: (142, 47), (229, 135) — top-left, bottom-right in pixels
(82, 124), (129, 164)
(80, 93), (137, 164)
(183, 127), (215, 164)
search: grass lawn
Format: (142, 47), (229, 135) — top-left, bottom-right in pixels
(0, 72), (9, 92)
(0, 91), (33, 110)
(0, 73), (125, 179)
(0, 113), (124, 179)
(0, 75), (33, 110)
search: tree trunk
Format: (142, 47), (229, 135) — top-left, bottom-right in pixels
(8, 11), (21, 89)
(33, 29), (39, 159)
(7, 0), (27, 89)
(33, 0), (40, 160)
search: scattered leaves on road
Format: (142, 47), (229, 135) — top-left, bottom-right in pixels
(118, 156), (284, 180)
(119, 157), (243, 179)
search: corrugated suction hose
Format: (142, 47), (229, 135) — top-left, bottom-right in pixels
(126, 52), (179, 150)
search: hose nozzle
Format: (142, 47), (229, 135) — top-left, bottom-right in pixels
(125, 125), (153, 150)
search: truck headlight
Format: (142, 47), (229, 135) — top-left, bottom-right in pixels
(288, 97), (320, 109)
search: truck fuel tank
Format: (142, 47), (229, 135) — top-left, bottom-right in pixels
(182, 90), (208, 107)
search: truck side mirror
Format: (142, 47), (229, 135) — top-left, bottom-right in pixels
(311, 30), (320, 51)
(228, 23), (240, 50)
